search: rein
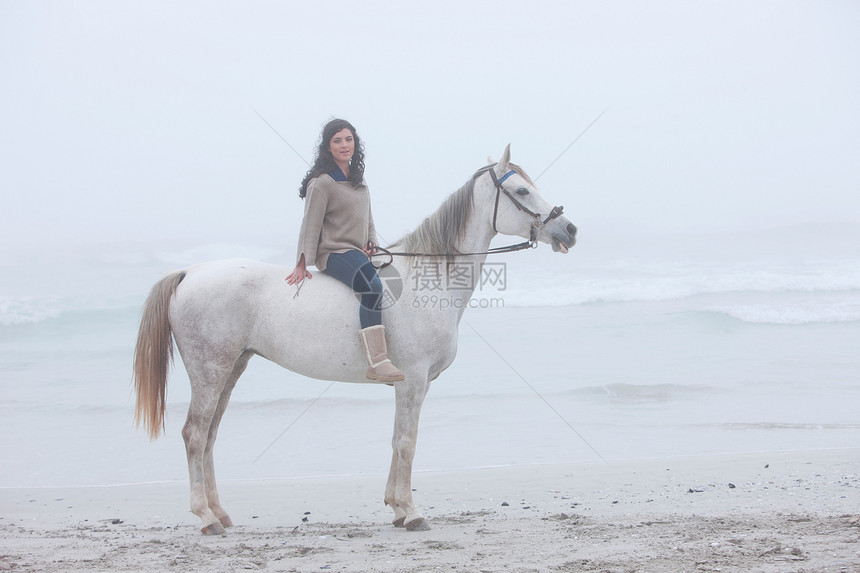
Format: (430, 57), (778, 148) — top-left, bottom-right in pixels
(371, 239), (535, 269)
(372, 167), (564, 269)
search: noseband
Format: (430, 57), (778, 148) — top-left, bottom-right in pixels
(489, 168), (564, 242)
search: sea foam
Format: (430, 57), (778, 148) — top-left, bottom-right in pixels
(0, 295), (63, 325)
(500, 261), (860, 308)
(705, 298), (860, 325)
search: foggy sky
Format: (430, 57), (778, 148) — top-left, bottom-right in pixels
(2, 1), (859, 254)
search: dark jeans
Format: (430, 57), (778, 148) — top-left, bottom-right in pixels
(323, 249), (383, 328)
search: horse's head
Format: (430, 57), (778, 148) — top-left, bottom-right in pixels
(485, 144), (577, 253)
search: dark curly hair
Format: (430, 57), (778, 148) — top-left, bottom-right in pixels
(299, 118), (366, 198)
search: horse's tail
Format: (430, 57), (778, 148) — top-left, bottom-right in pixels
(133, 270), (186, 440)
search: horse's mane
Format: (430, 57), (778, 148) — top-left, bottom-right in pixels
(391, 163), (530, 255)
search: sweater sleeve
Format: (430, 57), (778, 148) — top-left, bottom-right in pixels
(367, 197), (378, 247)
(296, 182), (328, 267)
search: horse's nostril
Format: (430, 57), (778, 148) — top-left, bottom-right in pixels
(567, 223), (577, 237)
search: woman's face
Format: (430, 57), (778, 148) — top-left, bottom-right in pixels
(329, 128), (355, 166)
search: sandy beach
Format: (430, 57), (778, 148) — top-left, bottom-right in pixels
(2, 448), (858, 572)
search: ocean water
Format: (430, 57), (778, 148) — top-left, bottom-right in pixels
(1, 226), (858, 488)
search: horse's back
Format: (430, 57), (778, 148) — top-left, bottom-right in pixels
(172, 258), (283, 318)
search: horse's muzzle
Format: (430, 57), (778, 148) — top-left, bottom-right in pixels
(551, 223), (577, 253)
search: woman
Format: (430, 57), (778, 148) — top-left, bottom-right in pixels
(286, 119), (404, 383)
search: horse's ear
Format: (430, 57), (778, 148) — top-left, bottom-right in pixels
(495, 144), (511, 174)
(487, 155), (495, 164)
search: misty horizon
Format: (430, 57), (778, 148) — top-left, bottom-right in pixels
(2, 1), (858, 255)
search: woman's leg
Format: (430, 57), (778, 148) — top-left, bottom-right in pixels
(323, 250), (383, 328)
(324, 250), (403, 383)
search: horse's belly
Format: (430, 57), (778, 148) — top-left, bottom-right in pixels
(256, 324), (368, 383)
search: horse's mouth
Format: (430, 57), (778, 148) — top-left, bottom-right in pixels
(551, 237), (570, 254)
(550, 222), (577, 254)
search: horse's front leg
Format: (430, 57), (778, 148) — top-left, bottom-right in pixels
(385, 377), (431, 531)
(384, 451), (405, 525)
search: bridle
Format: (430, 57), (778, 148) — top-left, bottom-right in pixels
(372, 167), (564, 268)
(489, 167), (565, 242)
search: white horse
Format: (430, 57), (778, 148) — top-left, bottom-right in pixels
(133, 145), (577, 534)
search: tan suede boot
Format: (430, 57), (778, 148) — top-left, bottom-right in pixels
(359, 325), (405, 383)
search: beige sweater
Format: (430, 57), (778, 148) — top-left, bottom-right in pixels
(295, 174), (377, 271)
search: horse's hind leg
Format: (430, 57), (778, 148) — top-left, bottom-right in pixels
(202, 351), (253, 529)
(182, 351), (250, 535)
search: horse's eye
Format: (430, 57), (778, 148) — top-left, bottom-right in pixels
(516, 188), (530, 196)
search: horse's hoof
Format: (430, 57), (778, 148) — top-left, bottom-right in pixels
(218, 515), (234, 528)
(392, 516), (406, 528)
(405, 517), (431, 531)
(201, 522), (226, 536)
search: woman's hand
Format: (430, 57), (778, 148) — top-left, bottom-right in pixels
(364, 240), (378, 256)
(286, 255), (312, 285)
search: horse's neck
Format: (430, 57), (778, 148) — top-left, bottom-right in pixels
(452, 207), (498, 318)
(458, 199), (497, 257)
(395, 194), (497, 314)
